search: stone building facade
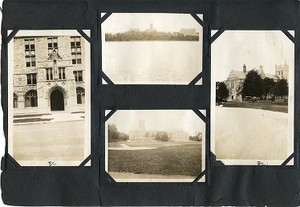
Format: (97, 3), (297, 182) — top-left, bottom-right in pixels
(225, 64), (247, 101)
(13, 36), (86, 114)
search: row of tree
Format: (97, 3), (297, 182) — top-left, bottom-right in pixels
(242, 70), (288, 98)
(217, 70), (289, 101)
(108, 124), (202, 142)
(189, 132), (202, 141)
(105, 32), (199, 41)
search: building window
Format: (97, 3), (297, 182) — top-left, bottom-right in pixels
(25, 90), (38, 107)
(47, 37), (58, 54)
(76, 87), (85, 104)
(46, 68), (53, 80)
(27, 73), (37, 85)
(58, 67), (66, 79)
(73, 71), (83, 82)
(13, 93), (18, 108)
(70, 36), (82, 64)
(24, 39), (36, 67)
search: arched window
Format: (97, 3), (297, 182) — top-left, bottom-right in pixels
(13, 93), (18, 108)
(76, 87), (85, 104)
(25, 90), (38, 107)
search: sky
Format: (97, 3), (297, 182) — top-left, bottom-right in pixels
(212, 31), (294, 81)
(106, 110), (206, 135)
(102, 13), (203, 34)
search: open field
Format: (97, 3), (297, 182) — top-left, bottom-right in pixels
(215, 107), (290, 160)
(221, 100), (288, 113)
(108, 141), (202, 177)
(13, 120), (85, 161)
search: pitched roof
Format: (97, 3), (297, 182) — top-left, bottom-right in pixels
(265, 73), (279, 80)
(227, 68), (279, 81)
(227, 70), (246, 80)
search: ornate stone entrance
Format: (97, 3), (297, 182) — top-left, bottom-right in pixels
(50, 89), (64, 111)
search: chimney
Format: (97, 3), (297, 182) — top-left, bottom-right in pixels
(243, 64), (247, 73)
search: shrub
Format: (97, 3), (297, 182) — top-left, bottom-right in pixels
(108, 124), (129, 142)
(155, 131), (169, 142)
(189, 132), (202, 141)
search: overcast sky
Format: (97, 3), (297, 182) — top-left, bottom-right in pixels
(212, 31), (294, 81)
(106, 110), (205, 135)
(102, 13), (203, 34)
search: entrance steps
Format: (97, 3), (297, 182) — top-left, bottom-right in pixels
(13, 111), (84, 124)
(43, 112), (84, 122)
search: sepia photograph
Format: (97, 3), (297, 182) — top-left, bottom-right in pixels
(8, 30), (91, 166)
(211, 31), (294, 165)
(102, 13), (203, 84)
(105, 110), (205, 182)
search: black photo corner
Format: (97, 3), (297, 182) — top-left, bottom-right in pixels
(1, 0), (300, 206)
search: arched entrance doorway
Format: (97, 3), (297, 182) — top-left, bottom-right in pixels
(50, 89), (64, 111)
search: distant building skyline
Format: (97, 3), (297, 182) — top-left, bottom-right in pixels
(127, 119), (201, 142)
(106, 110), (205, 135)
(102, 13), (203, 34)
(106, 22), (198, 35)
(105, 23), (199, 41)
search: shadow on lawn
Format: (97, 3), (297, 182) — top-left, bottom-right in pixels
(221, 100), (288, 113)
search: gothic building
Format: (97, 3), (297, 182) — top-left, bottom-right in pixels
(225, 64), (286, 101)
(13, 36), (86, 114)
(127, 119), (193, 142)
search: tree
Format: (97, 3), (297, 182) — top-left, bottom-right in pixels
(189, 132), (202, 141)
(274, 79), (288, 97)
(108, 124), (119, 142)
(119, 132), (129, 141)
(263, 77), (276, 98)
(216, 81), (229, 102)
(242, 70), (264, 98)
(108, 124), (129, 142)
(155, 131), (169, 142)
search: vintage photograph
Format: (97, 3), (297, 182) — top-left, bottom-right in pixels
(211, 31), (294, 165)
(8, 30), (91, 166)
(102, 13), (203, 84)
(105, 110), (205, 182)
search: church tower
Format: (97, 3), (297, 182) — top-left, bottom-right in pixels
(138, 120), (145, 131)
(243, 64), (247, 73)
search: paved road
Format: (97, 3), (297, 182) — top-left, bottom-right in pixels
(215, 107), (290, 160)
(13, 120), (85, 162)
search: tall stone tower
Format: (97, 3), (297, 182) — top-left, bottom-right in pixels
(138, 120), (145, 131)
(275, 62), (289, 81)
(150, 23), (153, 31)
(243, 64), (247, 73)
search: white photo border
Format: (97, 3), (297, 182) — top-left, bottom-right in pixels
(7, 30), (91, 166)
(210, 30), (295, 166)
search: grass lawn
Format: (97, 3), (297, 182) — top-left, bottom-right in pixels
(221, 100), (288, 113)
(108, 141), (202, 177)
